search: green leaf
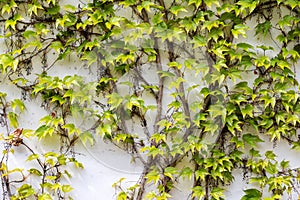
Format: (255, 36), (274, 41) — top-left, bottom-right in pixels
(208, 27), (224, 42)
(50, 41), (64, 53)
(236, 0), (258, 15)
(81, 51), (97, 66)
(164, 167), (178, 180)
(8, 112), (18, 128)
(28, 168), (42, 176)
(237, 43), (254, 51)
(11, 99), (25, 113)
(284, 0), (300, 9)
(63, 4), (77, 12)
(168, 61), (182, 69)
(152, 13), (164, 24)
(265, 151), (276, 160)
(188, 0), (203, 7)
(200, 87), (210, 98)
(278, 15), (299, 29)
(184, 59), (196, 69)
(79, 131), (94, 145)
(117, 191), (127, 200)
(46, 5), (60, 15)
(192, 35), (206, 48)
(169, 77), (186, 89)
(204, 0), (220, 7)
(208, 103), (227, 123)
(69, 158), (84, 168)
(62, 123), (80, 135)
(137, 1), (158, 12)
(107, 93), (123, 110)
(195, 168), (208, 181)
(2, 0), (17, 14)
(255, 21), (272, 36)
(261, 94), (276, 108)
(240, 104), (253, 118)
(280, 160), (289, 169)
(38, 193), (52, 200)
(265, 162), (278, 174)
(192, 186), (205, 199)
(150, 133), (166, 143)
(242, 134), (264, 147)
(17, 184), (35, 198)
(44, 152), (58, 158)
(35, 125), (54, 139)
(26, 154), (39, 161)
(5, 14), (23, 30)
(232, 24), (249, 38)
(51, 95), (66, 106)
(57, 154), (67, 165)
(157, 70), (175, 78)
(141, 146), (163, 158)
(181, 167), (193, 180)
(241, 188), (262, 200)
(211, 187), (224, 200)
(170, 5), (187, 15)
(23, 30), (37, 39)
(28, 2), (43, 16)
(203, 20), (223, 32)
(0, 54), (18, 72)
(98, 123), (112, 138)
(292, 141), (300, 150)
(45, 175), (57, 181)
(62, 185), (73, 193)
(146, 168), (160, 185)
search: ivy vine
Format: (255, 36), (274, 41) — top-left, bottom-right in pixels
(0, 0), (299, 199)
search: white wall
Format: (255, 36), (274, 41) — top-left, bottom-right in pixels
(0, 1), (299, 200)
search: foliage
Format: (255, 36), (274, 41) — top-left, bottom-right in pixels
(0, 0), (299, 199)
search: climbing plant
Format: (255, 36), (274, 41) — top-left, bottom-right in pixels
(0, 0), (299, 199)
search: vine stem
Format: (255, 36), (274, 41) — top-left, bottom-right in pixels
(0, 100), (12, 199)
(136, 167), (149, 200)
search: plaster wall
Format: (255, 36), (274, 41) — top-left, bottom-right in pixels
(0, 0), (299, 200)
